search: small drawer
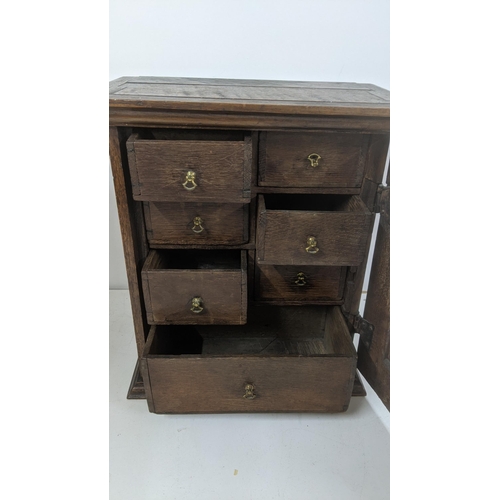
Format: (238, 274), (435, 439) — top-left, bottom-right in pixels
(141, 306), (357, 413)
(144, 202), (249, 246)
(142, 250), (247, 325)
(258, 131), (370, 188)
(256, 194), (373, 266)
(255, 264), (347, 304)
(127, 130), (252, 203)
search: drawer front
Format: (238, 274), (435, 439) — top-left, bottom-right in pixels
(255, 264), (346, 303)
(143, 270), (246, 324)
(258, 131), (369, 188)
(142, 251), (247, 325)
(144, 202), (249, 246)
(127, 136), (252, 202)
(145, 356), (355, 413)
(256, 197), (374, 266)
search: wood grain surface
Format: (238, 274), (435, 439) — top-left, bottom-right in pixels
(142, 306), (356, 413)
(110, 76), (390, 414)
(358, 182), (390, 410)
(255, 264), (346, 303)
(109, 127), (150, 355)
(144, 202), (249, 245)
(110, 77), (389, 117)
(142, 250), (247, 325)
(259, 131), (370, 188)
(256, 195), (373, 266)
(127, 134), (252, 202)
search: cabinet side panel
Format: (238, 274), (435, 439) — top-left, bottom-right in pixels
(109, 126), (150, 354)
(357, 186), (390, 410)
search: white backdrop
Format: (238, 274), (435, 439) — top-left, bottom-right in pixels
(109, 0), (390, 289)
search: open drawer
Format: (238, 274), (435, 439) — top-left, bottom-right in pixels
(140, 306), (357, 413)
(142, 249), (247, 325)
(256, 194), (374, 266)
(126, 129), (252, 203)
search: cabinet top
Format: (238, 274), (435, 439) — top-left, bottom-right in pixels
(109, 76), (389, 118)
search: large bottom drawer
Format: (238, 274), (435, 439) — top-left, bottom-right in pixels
(141, 306), (357, 413)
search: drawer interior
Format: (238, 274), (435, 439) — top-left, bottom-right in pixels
(262, 194), (369, 213)
(145, 305), (355, 358)
(133, 128), (247, 142)
(144, 249), (242, 271)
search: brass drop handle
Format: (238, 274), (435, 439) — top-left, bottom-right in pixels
(191, 216), (204, 234)
(243, 383), (256, 400)
(190, 296), (204, 313)
(305, 236), (319, 254)
(295, 272), (307, 286)
(182, 170), (198, 191)
(307, 153), (321, 167)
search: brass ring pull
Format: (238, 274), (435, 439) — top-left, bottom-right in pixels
(243, 383), (256, 400)
(191, 216), (204, 234)
(190, 296), (204, 313)
(306, 236), (319, 254)
(182, 171), (197, 191)
(295, 272), (307, 286)
(307, 153), (322, 167)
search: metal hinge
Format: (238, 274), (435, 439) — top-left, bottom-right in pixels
(374, 185), (390, 215)
(374, 184), (390, 231)
(342, 308), (375, 349)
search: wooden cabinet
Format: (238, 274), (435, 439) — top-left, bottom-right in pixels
(109, 77), (390, 413)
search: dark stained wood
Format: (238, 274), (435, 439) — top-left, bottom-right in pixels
(110, 109), (389, 132)
(142, 306), (356, 413)
(358, 183), (390, 410)
(255, 186), (360, 195)
(109, 127), (150, 355)
(343, 134), (389, 316)
(142, 250), (247, 325)
(146, 356), (355, 413)
(256, 194), (374, 266)
(127, 133), (252, 203)
(128, 363), (368, 399)
(360, 134), (390, 211)
(255, 264), (347, 304)
(110, 76), (390, 414)
(110, 77), (389, 117)
(259, 131), (370, 188)
(144, 202), (249, 246)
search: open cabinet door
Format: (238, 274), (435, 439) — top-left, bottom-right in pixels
(357, 173), (390, 410)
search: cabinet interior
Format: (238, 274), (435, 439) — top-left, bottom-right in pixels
(147, 249), (242, 271)
(146, 306), (355, 358)
(263, 194), (367, 212)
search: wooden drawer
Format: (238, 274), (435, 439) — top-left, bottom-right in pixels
(127, 130), (252, 202)
(255, 264), (347, 304)
(256, 194), (373, 266)
(258, 131), (370, 188)
(142, 250), (247, 325)
(144, 202), (249, 246)
(141, 306), (357, 413)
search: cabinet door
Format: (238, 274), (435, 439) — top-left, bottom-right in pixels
(357, 181), (390, 410)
